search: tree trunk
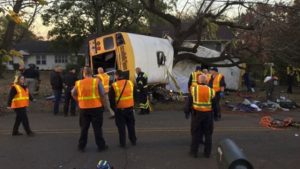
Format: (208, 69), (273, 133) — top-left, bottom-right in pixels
(0, 0), (24, 77)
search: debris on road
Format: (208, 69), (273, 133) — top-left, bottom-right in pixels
(260, 116), (300, 129)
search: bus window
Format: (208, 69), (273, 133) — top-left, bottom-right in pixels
(116, 33), (125, 46)
(104, 37), (114, 50)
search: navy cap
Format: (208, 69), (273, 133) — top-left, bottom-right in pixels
(195, 66), (202, 71)
(210, 67), (218, 72)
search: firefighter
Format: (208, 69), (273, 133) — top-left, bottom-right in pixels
(208, 67), (225, 121)
(109, 70), (137, 148)
(185, 75), (215, 158)
(72, 67), (108, 152)
(188, 66), (203, 91)
(135, 67), (150, 115)
(96, 67), (115, 118)
(7, 75), (35, 136)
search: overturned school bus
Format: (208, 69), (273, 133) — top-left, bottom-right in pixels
(88, 32), (174, 84)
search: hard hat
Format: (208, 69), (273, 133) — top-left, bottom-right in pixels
(96, 160), (111, 169)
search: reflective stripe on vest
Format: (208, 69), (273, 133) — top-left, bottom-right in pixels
(11, 84), (29, 108)
(112, 80), (134, 109)
(76, 78), (102, 109)
(212, 74), (223, 92)
(191, 71), (202, 87)
(191, 85), (214, 112)
(97, 73), (110, 93)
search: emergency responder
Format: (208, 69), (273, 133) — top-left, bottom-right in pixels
(202, 68), (211, 84)
(96, 67), (115, 118)
(63, 68), (77, 116)
(109, 70), (137, 148)
(264, 75), (278, 101)
(287, 65), (295, 94)
(208, 67), (225, 121)
(7, 75), (35, 136)
(23, 64), (40, 95)
(136, 67), (150, 115)
(185, 75), (215, 158)
(188, 66), (202, 91)
(72, 67), (108, 152)
(50, 65), (63, 115)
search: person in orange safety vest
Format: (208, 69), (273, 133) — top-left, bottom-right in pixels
(185, 74), (215, 158)
(188, 66), (203, 92)
(72, 67), (108, 152)
(7, 75), (35, 136)
(208, 67), (226, 121)
(109, 70), (137, 148)
(96, 67), (115, 118)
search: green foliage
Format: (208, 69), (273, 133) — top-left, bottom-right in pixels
(204, 18), (219, 39)
(0, 49), (22, 62)
(41, 0), (169, 64)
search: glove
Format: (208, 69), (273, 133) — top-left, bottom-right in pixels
(219, 92), (225, 98)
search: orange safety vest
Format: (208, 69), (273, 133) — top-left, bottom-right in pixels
(191, 71), (203, 87)
(75, 78), (102, 109)
(206, 73), (212, 83)
(211, 74), (223, 92)
(191, 85), (215, 112)
(11, 84), (29, 108)
(97, 73), (110, 93)
(112, 79), (134, 109)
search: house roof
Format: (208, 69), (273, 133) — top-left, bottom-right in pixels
(14, 40), (85, 54)
(14, 40), (56, 54)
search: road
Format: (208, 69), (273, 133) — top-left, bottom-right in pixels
(0, 106), (299, 169)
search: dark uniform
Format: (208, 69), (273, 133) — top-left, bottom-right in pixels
(72, 77), (108, 152)
(63, 71), (78, 116)
(136, 71), (150, 114)
(110, 76), (137, 147)
(287, 66), (294, 94)
(208, 73), (225, 121)
(7, 84), (34, 136)
(50, 70), (63, 115)
(185, 83), (215, 158)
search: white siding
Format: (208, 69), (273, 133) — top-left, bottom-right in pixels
(5, 54), (78, 70)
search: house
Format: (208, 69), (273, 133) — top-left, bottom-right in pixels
(5, 40), (84, 70)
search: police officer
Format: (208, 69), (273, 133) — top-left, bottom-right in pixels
(63, 68), (77, 116)
(7, 75), (35, 136)
(96, 67), (115, 118)
(72, 67), (108, 152)
(188, 66), (202, 91)
(136, 67), (150, 115)
(208, 67), (225, 121)
(185, 75), (215, 158)
(109, 70), (137, 148)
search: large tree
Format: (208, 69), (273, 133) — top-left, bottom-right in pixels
(139, 0), (275, 68)
(0, 0), (46, 75)
(42, 0), (155, 55)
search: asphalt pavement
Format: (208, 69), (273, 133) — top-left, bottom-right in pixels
(0, 106), (299, 169)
